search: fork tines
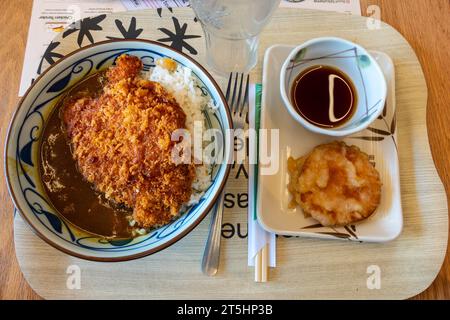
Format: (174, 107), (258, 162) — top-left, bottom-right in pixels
(225, 72), (250, 116)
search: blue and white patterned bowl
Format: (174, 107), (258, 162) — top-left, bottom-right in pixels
(4, 39), (232, 261)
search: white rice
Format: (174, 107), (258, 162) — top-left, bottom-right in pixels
(147, 61), (214, 206)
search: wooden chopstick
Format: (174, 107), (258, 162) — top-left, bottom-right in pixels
(255, 249), (262, 282)
(261, 244), (268, 282)
(255, 244), (268, 282)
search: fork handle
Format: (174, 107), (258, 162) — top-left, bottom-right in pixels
(201, 190), (225, 276)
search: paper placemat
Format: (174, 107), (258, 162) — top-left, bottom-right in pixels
(13, 8), (447, 299)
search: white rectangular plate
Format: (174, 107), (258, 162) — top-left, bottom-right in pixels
(258, 45), (402, 242)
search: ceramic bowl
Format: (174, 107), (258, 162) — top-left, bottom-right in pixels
(280, 37), (387, 137)
(4, 39), (232, 261)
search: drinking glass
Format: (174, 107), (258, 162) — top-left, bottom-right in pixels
(191, 0), (281, 75)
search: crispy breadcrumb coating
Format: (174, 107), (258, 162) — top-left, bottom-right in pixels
(62, 54), (195, 228)
(288, 141), (381, 227)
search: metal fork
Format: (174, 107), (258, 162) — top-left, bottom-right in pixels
(201, 72), (250, 276)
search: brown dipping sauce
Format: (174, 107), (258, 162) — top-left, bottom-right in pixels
(291, 65), (357, 128)
(40, 71), (134, 239)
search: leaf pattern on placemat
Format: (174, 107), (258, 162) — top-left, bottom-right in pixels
(37, 41), (63, 74)
(106, 17), (143, 40)
(157, 6), (173, 18)
(37, 10), (204, 75)
(63, 14), (107, 47)
(157, 17), (201, 55)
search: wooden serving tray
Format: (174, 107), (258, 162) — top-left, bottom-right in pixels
(13, 8), (447, 299)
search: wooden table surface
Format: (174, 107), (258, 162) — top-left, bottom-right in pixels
(0, 0), (448, 300)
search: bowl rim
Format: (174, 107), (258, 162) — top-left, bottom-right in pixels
(4, 38), (233, 262)
(279, 36), (387, 137)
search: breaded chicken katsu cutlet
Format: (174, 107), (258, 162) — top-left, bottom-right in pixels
(62, 54), (195, 228)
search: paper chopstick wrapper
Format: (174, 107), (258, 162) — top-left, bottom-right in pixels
(248, 84), (276, 268)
